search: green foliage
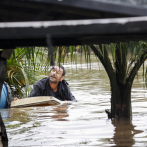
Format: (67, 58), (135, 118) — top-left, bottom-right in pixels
(5, 46), (75, 98)
(7, 41), (147, 98)
(5, 47), (49, 98)
(91, 41), (147, 85)
(55, 45), (92, 66)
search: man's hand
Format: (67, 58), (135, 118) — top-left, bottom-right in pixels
(14, 98), (19, 101)
(63, 101), (72, 105)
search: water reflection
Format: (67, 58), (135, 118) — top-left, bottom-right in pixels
(51, 105), (69, 121)
(0, 109), (12, 120)
(2, 55), (147, 146)
(35, 105), (69, 121)
(111, 119), (143, 147)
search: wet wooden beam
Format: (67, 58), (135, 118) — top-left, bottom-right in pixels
(1, 17), (147, 47)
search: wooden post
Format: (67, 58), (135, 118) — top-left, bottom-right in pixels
(46, 35), (54, 66)
(0, 50), (13, 146)
(0, 114), (8, 146)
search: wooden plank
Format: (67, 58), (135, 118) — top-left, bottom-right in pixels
(11, 96), (63, 108)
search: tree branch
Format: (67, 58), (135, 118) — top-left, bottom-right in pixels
(90, 45), (121, 118)
(90, 45), (104, 66)
(90, 45), (115, 81)
(126, 51), (147, 86)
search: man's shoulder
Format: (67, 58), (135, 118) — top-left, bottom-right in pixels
(59, 80), (69, 90)
(35, 77), (49, 86)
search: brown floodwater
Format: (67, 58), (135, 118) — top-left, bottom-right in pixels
(1, 55), (147, 146)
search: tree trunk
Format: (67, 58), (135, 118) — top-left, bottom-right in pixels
(90, 44), (147, 119)
(111, 81), (132, 118)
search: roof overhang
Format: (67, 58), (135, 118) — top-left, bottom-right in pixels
(1, 16), (147, 48)
(1, 0), (147, 22)
(27, 0), (147, 16)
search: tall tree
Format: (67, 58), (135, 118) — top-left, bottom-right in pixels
(90, 42), (147, 118)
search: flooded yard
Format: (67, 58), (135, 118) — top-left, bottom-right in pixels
(2, 55), (147, 146)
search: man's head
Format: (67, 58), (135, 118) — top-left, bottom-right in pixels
(49, 65), (66, 84)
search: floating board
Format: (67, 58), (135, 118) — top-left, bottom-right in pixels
(11, 96), (63, 108)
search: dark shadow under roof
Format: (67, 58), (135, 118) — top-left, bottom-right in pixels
(1, 16), (147, 48)
(1, 0), (147, 23)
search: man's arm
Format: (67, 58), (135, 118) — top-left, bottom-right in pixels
(14, 84), (41, 101)
(66, 86), (77, 102)
(28, 84), (41, 97)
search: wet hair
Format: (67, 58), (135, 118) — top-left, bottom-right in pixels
(59, 65), (66, 76)
(51, 65), (66, 76)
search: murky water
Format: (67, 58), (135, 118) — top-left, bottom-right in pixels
(1, 55), (147, 146)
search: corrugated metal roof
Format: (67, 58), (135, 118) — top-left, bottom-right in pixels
(1, 0), (147, 23)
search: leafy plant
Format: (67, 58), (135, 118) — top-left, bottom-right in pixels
(5, 47), (49, 98)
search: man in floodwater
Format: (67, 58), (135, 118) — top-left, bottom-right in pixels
(28, 65), (77, 102)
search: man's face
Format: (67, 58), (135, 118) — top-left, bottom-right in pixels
(49, 66), (64, 83)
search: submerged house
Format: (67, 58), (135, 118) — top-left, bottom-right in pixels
(1, 0), (147, 145)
